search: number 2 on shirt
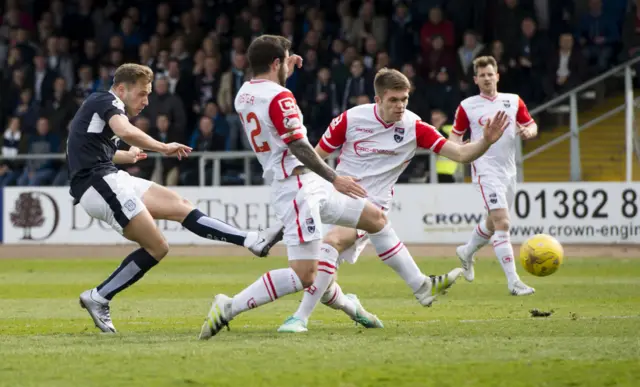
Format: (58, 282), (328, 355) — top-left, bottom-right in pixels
(239, 112), (271, 153)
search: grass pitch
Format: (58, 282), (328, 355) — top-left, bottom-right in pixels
(1, 253), (639, 387)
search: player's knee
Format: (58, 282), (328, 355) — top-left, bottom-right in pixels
(294, 265), (317, 288)
(146, 239), (170, 260)
(323, 234), (348, 253)
(358, 205), (387, 233)
(492, 217), (510, 232)
(370, 209), (388, 233)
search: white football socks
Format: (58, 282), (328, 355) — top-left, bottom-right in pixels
(491, 230), (520, 284)
(464, 220), (493, 254)
(369, 223), (426, 293)
(293, 244), (340, 322)
(231, 268), (303, 318)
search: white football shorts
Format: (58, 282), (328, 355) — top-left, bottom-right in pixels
(474, 175), (517, 211)
(79, 170), (153, 235)
(271, 172), (366, 260)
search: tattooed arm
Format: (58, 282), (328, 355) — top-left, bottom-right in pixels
(288, 138), (337, 182)
(288, 138), (366, 198)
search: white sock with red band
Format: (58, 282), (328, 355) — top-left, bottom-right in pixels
(491, 230), (519, 284)
(293, 244), (339, 322)
(321, 281), (357, 319)
(231, 268), (303, 318)
(369, 223), (426, 293)
(464, 220), (493, 254)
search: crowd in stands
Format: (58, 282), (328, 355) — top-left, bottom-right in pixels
(0, 0), (635, 186)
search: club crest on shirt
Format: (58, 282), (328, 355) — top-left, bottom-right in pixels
(305, 217), (316, 233)
(394, 127), (405, 143)
(503, 100), (511, 108)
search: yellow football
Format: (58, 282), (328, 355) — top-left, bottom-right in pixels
(519, 234), (564, 277)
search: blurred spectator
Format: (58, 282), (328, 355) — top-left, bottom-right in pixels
(422, 35), (456, 82)
(402, 63), (431, 120)
(14, 89), (40, 134)
(388, 1), (418, 66)
(297, 48), (320, 98)
(494, 0), (530, 53)
(166, 58), (195, 125)
(152, 114), (181, 186)
(576, 0), (620, 73)
(427, 67), (460, 119)
(347, 1), (387, 53)
(144, 77), (187, 142)
(120, 16), (144, 59)
(180, 12), (204, 54)
(545, 33), (587, 97)
(0, 116), (25, 187)
(340, 58), (374, 111)
(17, 117), (59, 186)
(218, 51), (250, 150)
(29, 52), (57, 106)
(362, 37), (379, 70)
(46, 36), (74, 89)
(304, 67), (339, 143)
(456, 31), (485, 96)
(78, 39), (100, 75)
(181, 115), (227, 185)
(170, 36), (193, 73)
(513, 17), (547, 105)
(74, 65), (98, 102)
(95, 63), (113, 91)
(375, 51), (391, 73)
(420, 6), (455, 58)
(195, 56), (221, 113)
(486, 40), (516, 93)
(42, 77), (77, 135)
(531, 0), (575, 42)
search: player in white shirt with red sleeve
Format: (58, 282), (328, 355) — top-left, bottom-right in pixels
(278, 68), (513, 333)
(198, 37), (496, 340)
(449, 56), (538, 296)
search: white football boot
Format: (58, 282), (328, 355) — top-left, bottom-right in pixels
(456, 245), (475, 282)
(509, 280), (535, 296)
(346, 294), (384, 328)
(198, 294), (233, 340)
(79, 289), (116, 333)
(277, 316), (308, 333)
(414, 268), (464, 307)
(248, 223), (284, 258)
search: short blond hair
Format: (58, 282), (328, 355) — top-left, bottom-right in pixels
(472, 56), (498, 75)
(113, 63), (154, 86)
(374, 67), (411, 97)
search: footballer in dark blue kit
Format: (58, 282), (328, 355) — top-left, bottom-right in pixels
(74, 63), (283, 333)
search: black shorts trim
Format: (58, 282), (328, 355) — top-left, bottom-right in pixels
(91, 176), (130, 229)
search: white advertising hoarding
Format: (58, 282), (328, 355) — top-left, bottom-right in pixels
(2, 183), (640, 244)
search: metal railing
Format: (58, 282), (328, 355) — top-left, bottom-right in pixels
(0, 150), (442, 187)
(517, 56), (640, 182)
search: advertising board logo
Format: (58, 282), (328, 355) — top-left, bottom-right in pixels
(10, 192), (60, 240)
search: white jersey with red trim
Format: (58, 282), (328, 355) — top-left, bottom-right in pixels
(234, 79), (306, 181)
(318, 104), (446, 208)
(453, 93), (534, 180)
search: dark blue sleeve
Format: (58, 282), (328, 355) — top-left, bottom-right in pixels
(94, 93), (126, 123)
